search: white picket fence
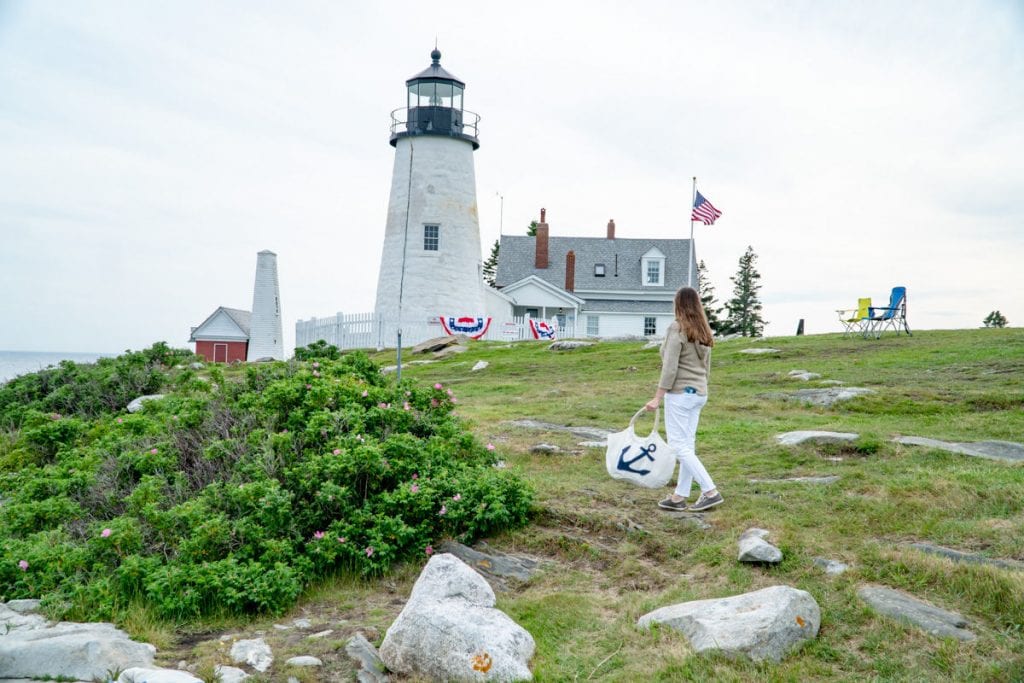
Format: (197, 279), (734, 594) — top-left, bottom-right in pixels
(295, 312), (578, 351)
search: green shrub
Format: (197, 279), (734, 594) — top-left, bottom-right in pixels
(0, 348), (533, 620)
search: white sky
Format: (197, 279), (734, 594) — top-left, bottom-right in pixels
(1, 0), (1021, 353)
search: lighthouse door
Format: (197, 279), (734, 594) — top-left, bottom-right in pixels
(214, 343), (227, 363)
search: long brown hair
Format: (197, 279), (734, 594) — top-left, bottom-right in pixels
(674, 286), (714, 347)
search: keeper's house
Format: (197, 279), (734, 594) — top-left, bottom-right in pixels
(493, 211), (695, 338)
(189, 307), (251, 363)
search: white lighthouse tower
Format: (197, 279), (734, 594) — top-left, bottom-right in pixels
(247, 249), (284, 361)
(374, 49), (486, 346)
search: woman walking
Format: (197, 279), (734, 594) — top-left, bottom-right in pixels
(644, 286), (723, 512)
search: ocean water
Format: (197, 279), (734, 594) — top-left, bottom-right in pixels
(0, 351), (114, 385)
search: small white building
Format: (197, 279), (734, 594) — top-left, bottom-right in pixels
(494, 212), (695, 338)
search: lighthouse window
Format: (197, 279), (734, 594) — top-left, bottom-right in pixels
(423, 224), (439, 251)
(417, 82), (436, 107)
(434, 82), (453, 107)
(453, 86), (463, 110)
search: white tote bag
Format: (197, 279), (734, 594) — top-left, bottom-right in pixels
(605, 407), (674, 488)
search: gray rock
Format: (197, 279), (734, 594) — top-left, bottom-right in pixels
(812, 558), (850, 575)
(381, 365), (397, 374)
(0, 615), (156, 680)
(380, 554), (535, 682)
(117, 669), (202, 683)
(857, 585), (976, 640)
(780, 387), (875, 406)
(739, 348), (780, 354)
(307, 629), (334, 639)
(819, 379), (845, 386)
(749, 475), (840, 485)
(189, 362), (205, 370)
(285, 656), (323, 667)
(530, 443), (561, 454)
(471, 360), (489, 371)
(230, 638), (273, 672)
(738, 528), (783, 563)
(412, 335), (459, 354)
(126, 394), (165, 413)
(905, 542), (1024, 572)
(660, 510), (713, 530)
(578, 440), (606, 448)
(214, 666), (250, 683)
(272, 623), (290, 630)
(776, 431), (859, 446)
(436, 541), (541, 587)
(548, 341), (594, 351)
(642, 340), (661, 349)
(787, 370), (822, 381)
(345, 633), (390, 683)
(509, 419), (612, 441)
(894, 436), (1024, 463)
(292, 617), (312, 629)
(5, 599), (42, 614)
(434, 344), (469, 359)
(638, 585), (820, 662)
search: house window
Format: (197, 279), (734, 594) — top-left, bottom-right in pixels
(526, 308), (539, 318)
(646, 260), (661, 284)
(644, 317), (657, 336)
(586, 315), (599, 336)
(424, 224), (439, 251)
(594, 263), (606, 277)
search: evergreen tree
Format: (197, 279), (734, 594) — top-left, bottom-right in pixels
(696, 259), (725, 334)
(526, 220), (538, 237)
(482, 239), (500, 287)
(723, 246), (766, 337)
(983, 310), (1008, 328)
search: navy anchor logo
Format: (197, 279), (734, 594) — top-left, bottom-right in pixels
(617, 443), (658, 476)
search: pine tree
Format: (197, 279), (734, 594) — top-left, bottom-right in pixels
(526, 220), (538, 237)
(482, 239), (500, 287)
(696, 259), (725, 334)
(983, 310), (1008, 328)
(723, 246), (766, 337)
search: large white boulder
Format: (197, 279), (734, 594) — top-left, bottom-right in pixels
(0, 620), (156, 680)
(126, 394), (165, 413)
(638, 585), (820, 662)
(230, 637), (274, 672)
(380, 553), (535, 681)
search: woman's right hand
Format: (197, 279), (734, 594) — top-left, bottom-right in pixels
(644, 397), (660, 411)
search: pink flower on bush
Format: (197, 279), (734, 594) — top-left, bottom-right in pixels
(451, 397), (458, 404)
(365, 547), (374, 557)
(430, 398), (439, 408)
(149, 448), (158, 455)
(18, 560), (28, 571)
(172, 415), (179, 421)
(117, 418), (123, 424)
(312, 362), (320, 368)
(361, 390), (368, 397)
(101, 528), (112, 538)
(312, 370), (320, 377)
(281, 429), (288, 434)
(486, 443), (495, 451)
(425, 545), (434, 556)
(50, 413), (61, 420)
(412, 473), (418, 480)
(434, 383), (443, 390)
(313, 531), (325, 540)
(378, 402), (388, 409)
(405, 391), (412, 397)
(452, 493), (462, 501)
(333, 448), (341, 455)
(306, 384), (312, 390)
(439, 505), (447, 516)
(337, 536), (346, 543)
(410, 483), (420, 493)
(403, 402), (411, 411)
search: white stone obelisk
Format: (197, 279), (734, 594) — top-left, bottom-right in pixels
(374, 49), (485, 346)
(247, 250), (284, 361)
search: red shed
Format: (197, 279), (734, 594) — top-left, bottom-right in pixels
(189, 307), (251, 363)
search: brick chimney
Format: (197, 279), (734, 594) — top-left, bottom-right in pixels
(535, 207), (549, 269)
(565, 250), (576, 292)
(607, 219), (615, 239)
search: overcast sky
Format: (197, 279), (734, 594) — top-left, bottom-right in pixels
(1, 0), (1021, 354)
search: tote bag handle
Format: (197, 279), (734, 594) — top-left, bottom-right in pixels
(627, 406), (660, 435)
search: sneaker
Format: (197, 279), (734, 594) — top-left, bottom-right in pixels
(658, 496), (689, 511)
(688, 492), (724, 512)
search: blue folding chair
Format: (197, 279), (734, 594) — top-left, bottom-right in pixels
(867, 286), (911, 338)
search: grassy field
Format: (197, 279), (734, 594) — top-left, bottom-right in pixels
(166, 328), (1023, 681)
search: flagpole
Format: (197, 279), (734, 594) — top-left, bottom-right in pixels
(689, 176), (697, 288)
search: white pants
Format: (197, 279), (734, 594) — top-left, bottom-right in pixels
(664, 391), (716, 497)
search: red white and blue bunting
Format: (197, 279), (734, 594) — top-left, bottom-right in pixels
(529, 319), (557, 340)
(439, 316), (492, 339)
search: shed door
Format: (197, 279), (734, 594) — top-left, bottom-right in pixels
(214, 343), (228, 363)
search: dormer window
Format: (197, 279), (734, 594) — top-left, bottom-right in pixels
(641, 247), (666, 287)
(594, 263), (606, 277)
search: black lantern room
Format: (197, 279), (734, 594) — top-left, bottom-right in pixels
(390, 49), (480, 149)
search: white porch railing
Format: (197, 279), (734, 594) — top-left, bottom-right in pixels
(295, 313), (577, 351)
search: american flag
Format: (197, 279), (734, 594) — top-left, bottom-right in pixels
(691, 191), (722, 225)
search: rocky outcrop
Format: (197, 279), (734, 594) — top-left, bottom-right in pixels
(638, 585), (820, 662)
(346, 632), (390, 682)
(229, 637), (273, 672)
(436, 541), (541, 589)
(894, 436), (1024, 463)
(858, 585), (975, 641)
(776, 387), (875, 406)
(548, 341), (594, 351)
(380, 554), (535, 681)
(776, 431), (858, 446)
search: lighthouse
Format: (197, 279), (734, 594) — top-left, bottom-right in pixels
(373, 49), (486, 345)
(247, 250), (284, 361)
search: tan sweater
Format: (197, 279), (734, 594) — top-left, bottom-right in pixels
(658, 321), (712, 395)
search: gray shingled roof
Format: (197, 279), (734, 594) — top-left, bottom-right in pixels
(494, 235), (692, 293)
(190, 306), (252, 341)
(581, 300), (674, 313)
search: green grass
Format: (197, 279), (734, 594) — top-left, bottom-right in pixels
(359, 328), (1024, 681)
(121, 328), (1023, 680)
